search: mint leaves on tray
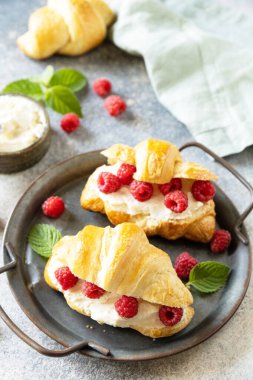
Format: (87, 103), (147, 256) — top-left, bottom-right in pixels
(2, 66), (86, 116)
(28, 224), (62, 258)
(187, 261), (230, 293)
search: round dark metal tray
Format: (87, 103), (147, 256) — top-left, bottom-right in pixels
(1, 142), (252, 361)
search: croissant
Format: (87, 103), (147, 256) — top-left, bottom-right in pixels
(81, 139), (218, 243)
(17, 0), (114, 59)
(44, 223), (194, 338)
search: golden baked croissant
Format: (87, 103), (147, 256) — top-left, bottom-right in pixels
(17, 0), (114, 59)
(81, 139), (218, 243)
(44, 223), (194, 338)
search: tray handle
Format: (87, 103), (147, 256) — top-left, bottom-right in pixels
(0, 242), (110, 357)
(179, 141), (253, 245)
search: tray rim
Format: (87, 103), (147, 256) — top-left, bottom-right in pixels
(2, 150), (252, 361)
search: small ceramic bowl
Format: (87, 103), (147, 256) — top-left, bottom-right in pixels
(0, 94), (51, 173)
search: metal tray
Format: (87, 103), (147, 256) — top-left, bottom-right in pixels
(1, 142), (252, 361)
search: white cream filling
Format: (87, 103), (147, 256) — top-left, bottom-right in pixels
(91, 163), (204, 221)
(0, 95), (47, 152)
(47, 256), (186, 330)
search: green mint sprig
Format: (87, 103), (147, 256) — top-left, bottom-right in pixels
(28, 224), (62, 258)
(186, 261), (230, 293)
(2, 65), (86, 117)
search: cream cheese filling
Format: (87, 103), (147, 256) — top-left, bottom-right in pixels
(91, 163), (204, 221)
(47, 255), (186, 330)
(0, 95), (47, 152)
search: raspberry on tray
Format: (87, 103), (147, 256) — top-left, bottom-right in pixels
(42, 196), (65, 218)
(210, 229), (231, 253)
(174, 252), (199, 280)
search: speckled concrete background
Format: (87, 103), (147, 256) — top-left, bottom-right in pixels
(0, 1), (253, 379)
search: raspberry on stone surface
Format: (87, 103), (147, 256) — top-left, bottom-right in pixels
(164, 190), (188, 213)
(130, 180), (153, 202)
(92, 78), (112, 97)
(55, 266), (78, 290)
(60, 113), (80, 133)
(210, 229), (231, 253)
(114, 295), (138, 318)
(159, 178), (182, 195)
(117, 163), (136, 185)
(82, 281), (105, 299)
(97, 172), (121, 194)
(159, 306), (183, 326)
(174, 252), (199, 280)
(42, 196), (65, 218)
(104, 95), (126, 117)
(191, 180), (216, 202)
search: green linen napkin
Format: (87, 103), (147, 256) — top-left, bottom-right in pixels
(106, 0), (253, 156)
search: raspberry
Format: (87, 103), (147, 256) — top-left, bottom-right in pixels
(114, 295), (138, 318)
(92, 78), (112, 97)
(60, 113), (80, 133)
(159, 306), (183, 326)
(164, 190), (188, 213)
(97, 172), (121, 193)
(104, 95), (126, 117)
(191, 180), (216, 202)
(159, 178), (182, 195)
(174, 252), (199, 280)
(42, 196), (65, 218)
(117, 163), (136, 185)
(55, 266), (78, 290)
(130, 180), (153, 202)
(210, 229), (231, 253)
(82, 281), (105, 299)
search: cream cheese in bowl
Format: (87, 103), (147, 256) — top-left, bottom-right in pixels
(0, 95), (47, 153)
(0, 94), (50, 173)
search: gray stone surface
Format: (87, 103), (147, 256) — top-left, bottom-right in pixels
(0, 0), (253, 379)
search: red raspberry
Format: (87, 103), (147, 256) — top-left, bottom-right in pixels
(191, 180), (216, 202)
(82, 281), (105, 299)
(130, 180), (153, 202)
(159, 178), (182, 195)
(104, 95), (126, 117)
(92, 78), (112, 97)
(42, 196), (65, 218)
(55, 266), (78, 290)
(164, 190), (188, 213)
(174, 252), (199, 280)
(159, 306), (183, 326)
(114, 295), (138, 318)
(117, 163), (136, 185)
(97, 172), (121, 193)
(210, 229), (231, 253)
(60, 113), (80, 133)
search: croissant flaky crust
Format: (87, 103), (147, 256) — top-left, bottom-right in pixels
(17, 0), (114, 59)
(44, 223), (194, 338)
(81, 139), (217, 243)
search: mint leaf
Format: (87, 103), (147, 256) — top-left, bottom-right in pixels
(187, 261), (230, 293)
(2, 79), (43, 100)
(49, 68), (86, 92)
(45, 85), (82, 116)
(41, 65), (54, 85)
(28, 224), (62, 258)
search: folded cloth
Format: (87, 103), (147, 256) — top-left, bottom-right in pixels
(106, 0), (253, 156)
